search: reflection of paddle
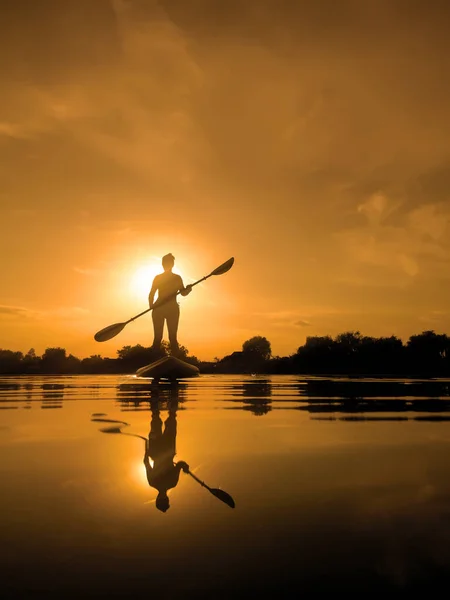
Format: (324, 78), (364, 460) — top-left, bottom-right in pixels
(92, 418), (147, 444)
(92, 418), (235, 508)
(94, 257), (235, 342)
(187, 469), (235, 509)
(101, 428), (147, 443)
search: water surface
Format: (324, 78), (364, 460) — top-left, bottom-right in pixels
(2, 374), (450, 597)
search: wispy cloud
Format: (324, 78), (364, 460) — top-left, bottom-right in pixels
(253, 310), (322, 329)
(294, 320), (311, 327)
(335, 196), (450, 286)
(0, 121), (32, 140)
(0, 305), (89, 320)
(51, 307), (89, 319)
(255, 308), (347, 320)
(418, 311), (448, 326)
(0, 305), (37, 318)
(73, 266), (98, 276)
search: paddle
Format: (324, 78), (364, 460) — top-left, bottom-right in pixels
(91, 418), (147, 442)
(92, 418), (235, 508)
(94, 257), (235, 342)
(186, 469), (236, 509)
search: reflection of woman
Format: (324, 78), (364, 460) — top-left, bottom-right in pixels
(143, 402), (189, 512)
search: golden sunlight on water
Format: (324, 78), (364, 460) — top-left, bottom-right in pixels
(130, 460), (152, 490)
(2, 374), (450, 596)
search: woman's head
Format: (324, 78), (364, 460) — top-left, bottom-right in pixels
(162, 253), (175, 271)
(156, 491), (170, 512)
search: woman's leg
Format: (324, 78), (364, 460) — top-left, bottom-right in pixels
(166, 304), (180, 354)
(152, 307), (165, 349)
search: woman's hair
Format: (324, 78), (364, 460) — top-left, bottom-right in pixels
(162, 253), (175, 268)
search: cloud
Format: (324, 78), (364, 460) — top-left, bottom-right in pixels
(356, 192), (401, 226)
(3, 0), (450, 217)
(0, 305), (89, 321)
(254, 310), (342, 329)
(0, 121), (31, 140)
(2, 0), (450, 357)
(51, 307), (89, 319)
(334, 196), (450, 286)
(294, 320), (311, 327)
(0, 305), (36, 318)
(0, 2), (209, 202)
(73, 266), (98, 276)
(418, 311), (449, 326)
(255, 308), (346, 320)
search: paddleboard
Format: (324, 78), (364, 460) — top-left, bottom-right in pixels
(136, 356), (200, 380)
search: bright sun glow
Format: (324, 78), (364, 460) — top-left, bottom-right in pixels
(130, 460), (152, 489)
(129, 261), (188, 301)
(129, 264), (161, 300)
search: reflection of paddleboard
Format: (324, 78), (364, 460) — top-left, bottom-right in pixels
(136, 356), (200, 380)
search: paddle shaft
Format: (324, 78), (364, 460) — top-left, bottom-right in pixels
(94, 257), (234, 342)
(187, 469), (212, 491)
(125, 272), (215, 325)
(186, 469), (235, 507)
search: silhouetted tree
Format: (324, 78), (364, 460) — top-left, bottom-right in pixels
(302, 335), (334, 351)
(407, 330), (449, 357)
(66, 353), (81, 374)
(335, 331), (363, 349)
(407, 330), (450, 374)
(0, 349), (24, 374)
(214, 338), (273, 373)
(242, 336), (272, 360)
(358, 335), (404, 372)
(22, 348), (41, 374)
(215, 351), (247, 373)
(266, 355), (295, 374)
(2, 328), (450, 376)
(294, 332), (409, 375)
(334, 331), (363, 369)
(40, 348), (68, 374)
(294, 335), (336, 373)
(115, 343), (199, 372)
(117, 344), (162, 372)
(81, 355), (106, 374)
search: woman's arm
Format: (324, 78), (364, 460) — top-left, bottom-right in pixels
(143, 444), (153, 485)
(179, 277), (192, 297)
(148, 276), (159, 308)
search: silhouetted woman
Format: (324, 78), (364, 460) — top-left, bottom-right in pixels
(143, 402), (189, 512)
(148, 253), (192, 356)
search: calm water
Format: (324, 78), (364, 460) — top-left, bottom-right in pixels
(2, 374), (450, 597)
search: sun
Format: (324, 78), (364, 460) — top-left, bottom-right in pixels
(128, 257), (190, 303)
(129, 264), (161, 300)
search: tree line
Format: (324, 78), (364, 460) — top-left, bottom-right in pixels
(1, 330), (450, 376)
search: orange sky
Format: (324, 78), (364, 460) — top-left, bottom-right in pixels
(1, 0), (450, 361)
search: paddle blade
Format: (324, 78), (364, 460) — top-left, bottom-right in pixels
(91, 418), (130, 426)
(210, 488), (236, 508)
(210, 257), (234, 277)
(94, 322), (126, 342)
(99, 426), (124, 434)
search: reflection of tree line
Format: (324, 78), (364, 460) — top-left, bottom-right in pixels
(0, 382), (66, 409)
(313, 415), (450, 422)
(3, 378), (450, 415)
(227, 381), (450, 417)
(116, 381), (275, 416)
(3, 330), (450, 376)
(115, 379), (450, 417)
